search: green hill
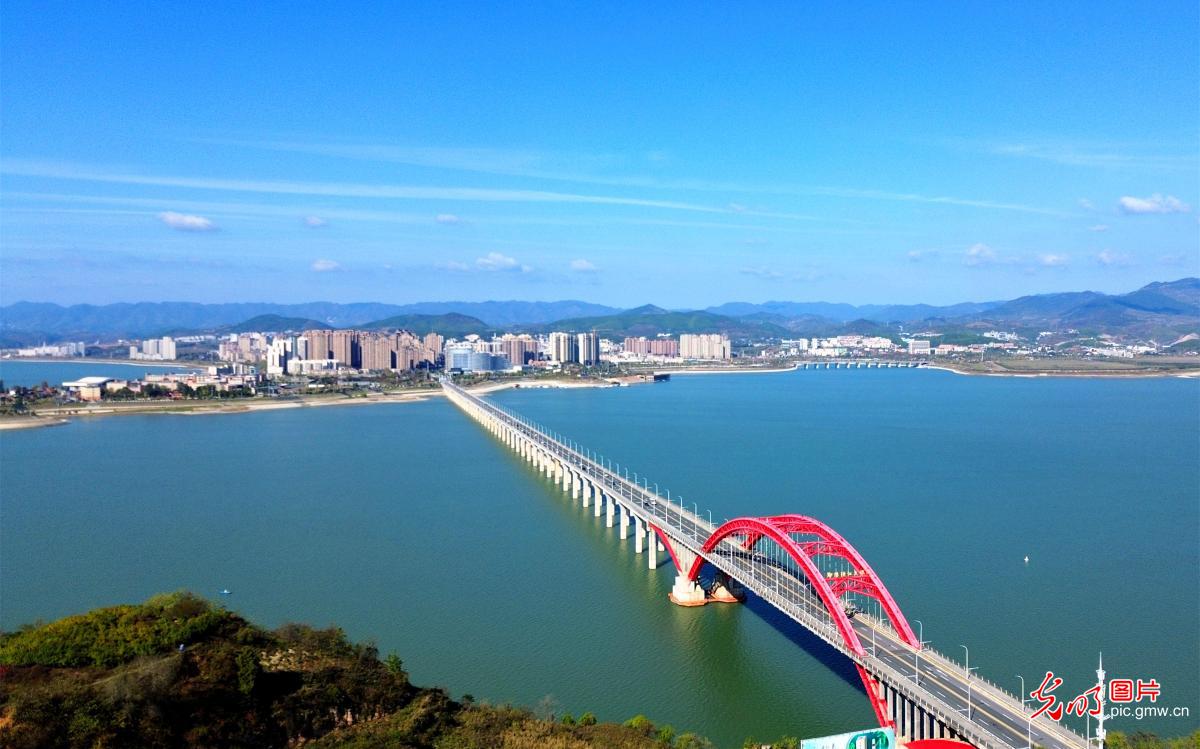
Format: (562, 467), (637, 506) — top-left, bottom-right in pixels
(226, 314), (331, 333)
(541, 305), (789, 339)
(0, 592), (712, 749)
(360, 312), (492, 338)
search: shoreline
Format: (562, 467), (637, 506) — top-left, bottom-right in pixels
(924, 363), (1200, 379)
(1, 357), (199, 369)
(652, 362), (801, 376)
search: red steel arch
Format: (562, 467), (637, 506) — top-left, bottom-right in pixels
(685, 514), (918, 728)
(687, 516), (868, 655)
(686, 514), (920, 651)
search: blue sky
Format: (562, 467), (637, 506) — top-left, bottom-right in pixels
(1, 2), (1196, 307)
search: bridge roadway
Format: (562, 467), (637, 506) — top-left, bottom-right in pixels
(443, 380), (1087, 749)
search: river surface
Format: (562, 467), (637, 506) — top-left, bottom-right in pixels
(2, 368), (1196, 745)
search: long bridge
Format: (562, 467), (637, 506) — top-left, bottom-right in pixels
(442, 379), (1090, 749)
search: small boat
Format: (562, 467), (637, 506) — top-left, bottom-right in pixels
(1023, 556), (1029, 564)
(219, 588), (232, 596)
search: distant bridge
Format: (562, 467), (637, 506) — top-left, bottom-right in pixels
(442, 379), (1087, 749)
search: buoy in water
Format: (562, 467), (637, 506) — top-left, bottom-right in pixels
(1023, 556), (1029, 564)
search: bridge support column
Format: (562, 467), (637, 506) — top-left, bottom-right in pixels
(571, 472), (581, 500)
(647, 525), (658, 569)
(593, 488), (602, 517)
(669, 573), (707, 606)
(606, 497), (615, 527)
(634, 518), (644, 553)
(618, 504), (629, 538)
(560, 463), (569, 491)
(582, 479), (592, 508)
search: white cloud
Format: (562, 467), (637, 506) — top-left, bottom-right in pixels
(311, 258), (341, 272)
(728, 202), (747, 213)
(304, 215), (327, 228)
(1078, 198), (1095, 210)
(158, 211), (216, 231)
(963, 243), (997, 267)
(1096, 250), (1132, 267)
(906, 249), (939, 262)
(440, 260), (470, 272)
(1088, 224), (1109, 232)
(3, 159), (1071, 219)
(1039, 253), (1069, 267)
(1118, 194), (1191, 215)
(475, 252), (530, 272)
(569, 258), (598, 272)
(435, 213), (462, 224)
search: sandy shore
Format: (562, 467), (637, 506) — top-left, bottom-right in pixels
(466, 378), (612, 394)
(0, 417), (70, 431)
(653, 362), (801, 376)
(3, 357), (198, 369)
(29, 390), (440, 422)
(924, 363), (1200, 379)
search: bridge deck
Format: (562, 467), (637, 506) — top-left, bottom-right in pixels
(443, 380), (1088, 749)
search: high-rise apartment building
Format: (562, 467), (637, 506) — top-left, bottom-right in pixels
(330, 330), (360, 368)
(548, 331), (579, 364)
(303, 330), (333, 361)
(496, 333), (537, 366)
(577, 332), (600, 365)
(679, 333), (731, 360)
(623, 337), (680, 357)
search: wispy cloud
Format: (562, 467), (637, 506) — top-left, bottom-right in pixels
(190, 141), (1071, 217)
(1039, 253), (1069, 267)
(569, 258), (598, 273)
(311, 258), (341, 272)
(963, 243), (997, 267)
(990, 142), (1196, 170)
(1117, 194), (1191, 215)
(0, 160), (735, 215)
(906, 249), (939, 262)
(1088, 224), (1109, 232)
(304, 215), (327, 228)
(475, 252), (531, 272)
(1078, 198), (1095, 210)
(435, 213), (463, 225)
(158, 211), (216, 231)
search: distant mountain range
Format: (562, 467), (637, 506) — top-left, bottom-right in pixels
(2, 279), (1196, 345)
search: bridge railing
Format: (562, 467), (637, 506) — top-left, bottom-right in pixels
(444, 380), (714, 549)
(915, 642), (1087, 747)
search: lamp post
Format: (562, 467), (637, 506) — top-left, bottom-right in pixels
(960, 644), (970, 676)
(1016, 675), (1027, 708)
(964, 666), (977, 719)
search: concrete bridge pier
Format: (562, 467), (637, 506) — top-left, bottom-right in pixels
(571, 471), (581, 500)
(634, 517), (644, 553)
(646, 525), (659, 569)
(618, 504), (630, 538)
(582, 479), (592, 508)
(668, 546), (706, 606)
(605, 497), (615, 527)
(593, 488), (603, 518)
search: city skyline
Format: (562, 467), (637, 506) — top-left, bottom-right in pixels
(2, 3), (1198, 307)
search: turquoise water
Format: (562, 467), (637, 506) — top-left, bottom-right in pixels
(1, 369), (1196, 745)
(0, 359), (197, 387)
